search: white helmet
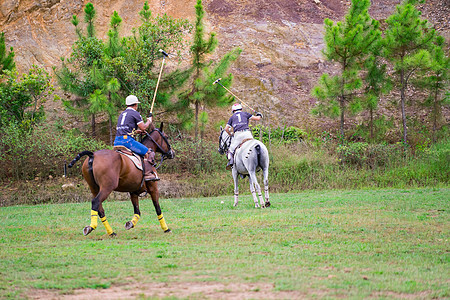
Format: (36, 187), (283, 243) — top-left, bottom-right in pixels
(231, 103), (242, 112)
(126, 95), (140, 106)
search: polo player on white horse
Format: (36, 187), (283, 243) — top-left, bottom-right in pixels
(224, 103), (263, 170)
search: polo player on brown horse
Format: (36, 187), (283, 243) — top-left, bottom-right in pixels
(68, 95), (175, 236)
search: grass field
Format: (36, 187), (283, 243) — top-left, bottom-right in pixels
(0, 188), (448, 299)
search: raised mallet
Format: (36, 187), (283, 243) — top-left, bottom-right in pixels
(213, 78), (256, 112)
(150, 49), (170, 113)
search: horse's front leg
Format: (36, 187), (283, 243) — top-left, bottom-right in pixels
(125, 193), (141, 230)
(232, 169), (239, 207)
(146, 181), (171, 233)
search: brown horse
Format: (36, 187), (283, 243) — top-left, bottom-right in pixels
(68, 122), (175, 237)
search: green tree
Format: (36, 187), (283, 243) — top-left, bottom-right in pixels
(312, 0), (380, 140)
(55, 3), (105, 137)
(382, 0), (435, 144)
(120, 2), (192, 114)
(0, 32), (15, 75)
(361, 42), (391, 142)
(0, 66), (54, 128)
(176, 0), (241, 140)
(415, 34), (449, 143)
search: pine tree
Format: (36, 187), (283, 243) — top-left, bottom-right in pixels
(361, 41), (391, 142)
(55, 3), (105, 137)
(120, 2), (192, 115)
(176, 0), (241, 140)
(311, 0), (380, 140)
(0, 32), (15, 75)
(382, 0), (435, 144)
(415, 34), (449, 143)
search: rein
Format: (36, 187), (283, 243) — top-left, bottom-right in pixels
(144, 128), (172, 169)
(219, 130), (232, 153)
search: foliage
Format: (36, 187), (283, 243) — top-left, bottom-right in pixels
(251, 124), (308, 144)
(382, 0), (435, 144)
(175, 0), (241, 139)
(0, 32), (15, 76)
(120, 2), (192, 114)
(0, 66), (54, 128)
(311, 0), (380, 139)
(0, 122), (107, 181)
(414, 34), (450, 143)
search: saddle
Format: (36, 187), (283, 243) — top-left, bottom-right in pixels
(113, 146), (143, 170)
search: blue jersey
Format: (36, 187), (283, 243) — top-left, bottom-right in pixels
(116, 108), (144, 136)
(227, 111), (253, 132)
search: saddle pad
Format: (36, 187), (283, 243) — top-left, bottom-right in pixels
(114, 146), (143, 171)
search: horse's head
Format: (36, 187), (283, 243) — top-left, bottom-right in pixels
(218, 126), (231, 155)
(143, 122), (175, 160)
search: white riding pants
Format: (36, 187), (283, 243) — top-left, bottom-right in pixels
(228, 130), (253, 159)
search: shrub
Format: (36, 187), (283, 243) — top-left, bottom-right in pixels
(0, 123), (107, 180)
(251, 125), (308, 144)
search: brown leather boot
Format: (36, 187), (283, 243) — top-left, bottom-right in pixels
(144, 152), (160, 181)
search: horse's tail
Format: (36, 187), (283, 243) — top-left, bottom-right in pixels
(68, 151), (94, 168)
(255, 144), (261, 167)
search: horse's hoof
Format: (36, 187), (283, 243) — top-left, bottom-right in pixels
(265, 201), (271, 207)
(233, 202), (238, 207)
(164, 229), (172, 233)
(109, 232), (117, 237)
(83, 226), (94, 236)
(124, 221), (134, 230)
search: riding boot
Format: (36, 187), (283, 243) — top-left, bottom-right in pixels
(226, 152), (234, 170)
(144, 152), (159, 182)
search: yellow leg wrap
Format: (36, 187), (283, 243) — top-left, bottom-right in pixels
(158, 214), (169, 231)
(131, 214), (140, 226)
(101, 216), (114, 236)
(90, 210), (98, 230)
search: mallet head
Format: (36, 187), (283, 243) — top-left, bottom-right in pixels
(159, 49), (169, 57)
(213, 78), (222, 85)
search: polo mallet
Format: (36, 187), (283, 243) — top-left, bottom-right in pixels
(150, 49), (170, 113)
(213, 78), (256, 112)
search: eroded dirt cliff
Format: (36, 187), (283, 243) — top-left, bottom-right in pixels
(0, 0), (448, 133)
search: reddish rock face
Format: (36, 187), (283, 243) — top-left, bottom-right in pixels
(1, 0), (448, 131)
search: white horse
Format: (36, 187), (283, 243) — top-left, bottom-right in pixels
(218, 127), (270, 208)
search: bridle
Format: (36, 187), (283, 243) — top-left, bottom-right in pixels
(143, 128), (173, 169)
(218, 129), (231, 154)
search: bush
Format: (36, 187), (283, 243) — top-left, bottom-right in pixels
(251, 125), (308, 144)
(0, 123), (107, 180)
(159, 138), (224, 175)
(336, 142), (405, 168)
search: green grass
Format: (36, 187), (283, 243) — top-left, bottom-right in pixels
(0, 188), (448, 299)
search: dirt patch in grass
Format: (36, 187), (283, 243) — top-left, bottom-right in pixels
(29, 282), (308, 299)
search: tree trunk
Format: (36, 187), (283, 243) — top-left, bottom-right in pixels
(400, 69), (407, 144)
(194, 101), (199, 141)
(340, 95), (345, 141)
(370, 108), (374, 142)
(91, 114), (96, 138)
(432, 79), (440, 144)
(109, 115), (113, 146)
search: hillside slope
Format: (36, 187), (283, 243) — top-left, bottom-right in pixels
(1, 0), (448, 135)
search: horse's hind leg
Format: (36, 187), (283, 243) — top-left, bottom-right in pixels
(232, 169), (239, 207)
(98, 202), (116, 236)
(263, 168), (270, 207)
(84, 189), (112, 236)
(249, 173), (263, 208)
(146, 181), (171, 233)
(125, 193), (141, 230)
